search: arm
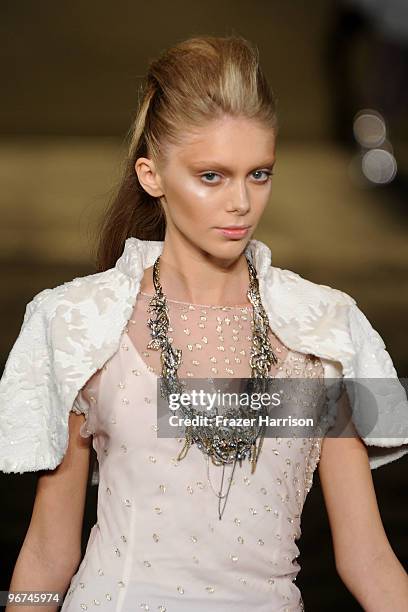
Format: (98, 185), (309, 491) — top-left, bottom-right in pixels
(6, 411), (91, 612)
(318, 389), (408, 611)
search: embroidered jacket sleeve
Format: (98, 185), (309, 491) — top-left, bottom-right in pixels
(342, 302), (408, 469)
(0, 288), (57, 473)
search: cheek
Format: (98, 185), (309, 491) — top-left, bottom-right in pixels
(177, 175), (218, 203)
(165, 176), (222, 219)
(253, 184), (272, 211)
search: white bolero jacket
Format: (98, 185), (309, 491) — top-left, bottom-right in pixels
(1, 237), (407, 475)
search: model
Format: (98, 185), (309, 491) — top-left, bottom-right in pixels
(2, 35), (408, 612)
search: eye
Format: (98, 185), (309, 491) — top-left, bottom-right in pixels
(251, 170), (274, 182)
(200, 172), (221, 184)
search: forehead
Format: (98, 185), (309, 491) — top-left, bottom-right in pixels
(170, 115), (276, 166)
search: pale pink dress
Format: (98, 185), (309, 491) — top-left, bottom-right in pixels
(62, 291), (326, 612)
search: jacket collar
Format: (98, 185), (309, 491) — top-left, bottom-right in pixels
(115, 237), (272, 282)
(113, 237), (353, 374)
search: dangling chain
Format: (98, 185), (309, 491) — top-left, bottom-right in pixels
(145, 253), (278, 520)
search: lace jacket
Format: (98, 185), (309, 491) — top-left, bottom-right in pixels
(1, 237), (407, 474)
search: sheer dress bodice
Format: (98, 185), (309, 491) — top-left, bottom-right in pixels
(126, 291), (295, 379)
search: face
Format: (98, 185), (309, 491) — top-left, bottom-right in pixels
(135, 114), (276, 260)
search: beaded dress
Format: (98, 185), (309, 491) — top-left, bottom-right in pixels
(62, 289), (325, 612)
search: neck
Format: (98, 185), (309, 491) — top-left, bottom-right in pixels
(140, 233), (251, 306)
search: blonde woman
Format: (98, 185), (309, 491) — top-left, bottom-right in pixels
(2, 35), (408, 612)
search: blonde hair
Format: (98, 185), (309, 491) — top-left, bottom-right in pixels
(95, 35), (278, 271)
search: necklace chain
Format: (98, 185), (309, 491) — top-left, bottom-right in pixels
(145, 253), (278, 520)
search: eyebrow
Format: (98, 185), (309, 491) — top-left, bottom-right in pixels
(189, 159), (276, 172)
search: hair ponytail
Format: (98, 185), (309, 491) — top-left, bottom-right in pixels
(94, 82), (166, 273)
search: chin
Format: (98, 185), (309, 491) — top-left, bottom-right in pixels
(204, 242), (248, 261)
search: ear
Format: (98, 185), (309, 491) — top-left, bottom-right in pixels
(135, 157), (164, 197)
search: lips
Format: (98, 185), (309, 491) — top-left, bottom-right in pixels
(216, 226), (251, 239)
(218, 225), (251, 230)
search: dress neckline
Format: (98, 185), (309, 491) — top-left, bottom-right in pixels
(138, 291), (251, 310)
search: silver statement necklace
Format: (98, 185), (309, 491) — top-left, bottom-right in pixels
(145, 253), (278, 520)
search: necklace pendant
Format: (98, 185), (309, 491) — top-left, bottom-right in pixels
(147, 338), (162, 350)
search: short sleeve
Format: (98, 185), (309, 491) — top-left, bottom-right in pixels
(345, 303), (408, 469)
(70, 369), (101, 441)
(71, 389), (94, 439)
(71, 389), (89, 418)
(70, 372), (101, 487)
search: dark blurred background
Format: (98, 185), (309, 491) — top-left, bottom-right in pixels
(1, 1), (407, 610)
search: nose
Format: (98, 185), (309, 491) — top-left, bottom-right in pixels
(226, 179), (250, 214)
